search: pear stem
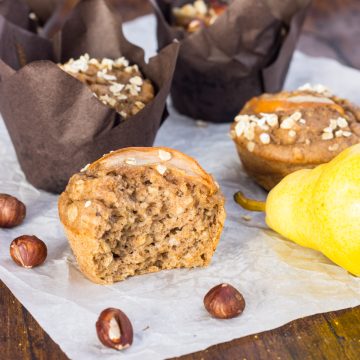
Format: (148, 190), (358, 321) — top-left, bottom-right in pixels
(234, 191), (266, 212)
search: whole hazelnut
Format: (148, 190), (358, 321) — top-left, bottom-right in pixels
(96, 308), (133, 351)
(10, 235), (47, 268)
(0, 194), (26, 228)
(204, 283), (245, 319)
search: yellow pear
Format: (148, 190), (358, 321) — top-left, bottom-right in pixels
(235, 143), (360, 276)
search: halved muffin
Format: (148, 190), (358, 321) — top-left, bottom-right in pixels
(58, 147), (226, 284)
(230, 84), (360, 190)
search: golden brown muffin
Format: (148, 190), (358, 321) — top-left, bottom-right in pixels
(230, 84), (360, 190)
(172, 0), (228, 33)
(59, 54), (155, 120)
(58, 147), (226, 284)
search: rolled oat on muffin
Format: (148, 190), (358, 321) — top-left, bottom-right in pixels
(230, 84), (360, 190)
(172, 0), (228, 33)
(58, 147), (226, 284)
(59, 54), (155, 119)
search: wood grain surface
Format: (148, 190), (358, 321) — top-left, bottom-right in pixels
(1, 0), (360, 359)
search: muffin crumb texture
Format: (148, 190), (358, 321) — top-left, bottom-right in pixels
(59, 148), (225, 284)
(59, 54), (155, 119)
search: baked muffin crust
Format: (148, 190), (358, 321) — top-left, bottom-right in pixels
(59, 54), (155, 119)
(230, 84), (360, 190)
(59, 147), (226, 284)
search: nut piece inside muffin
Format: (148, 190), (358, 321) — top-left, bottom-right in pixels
(58, 147), (226, 284)
(173, 0), (228, 33)
(230, 84), (360, 190)
(59, 54), (155, 120)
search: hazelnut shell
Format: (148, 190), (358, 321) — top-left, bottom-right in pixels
(204, 283), (246, 319)
(0, 194), (26, 228)
(10, 235), (47, 268)
(96, 308), (133, 351)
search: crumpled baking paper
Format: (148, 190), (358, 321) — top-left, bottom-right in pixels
(0, 15), (359, 360)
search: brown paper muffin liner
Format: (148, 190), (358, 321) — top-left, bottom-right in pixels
(151, 0), (310, 123)
(0, 0), (32, 29)
(0, 0), (179, 193)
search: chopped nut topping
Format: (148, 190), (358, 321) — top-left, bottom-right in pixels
(323, 127), (333, 133)
(247, 142), (255, 152)
(335, 130), (343, 138)
(259, 133), (270, 144)
(125, 83), (141, 96)
(260, 113), (279, 127)
(329, 119), (338, 129)
(100, 94), (116, 107)
(234, 120), (246, 137)
(129, 76), (143, 86)
(84, 200), (92, 208)
(229, 130), (236, 139)
(125, 65), (139, 74)
(97, 70), (117, 81)
(342, 131), (352, 137)
(109, 83), (125, 94)
(80, 163), (90, 172)
(173, 0), (227, 33)
(280, 117), (295, 129)
(158, 149), (172, 161)
(135, 101), (145, 110)
(114, 57), (129, 68)
(60, 54), (154, 120)
(280, 111), (302, 129)
(322, 132), (334, 140)
(288, 130), (297, 138)
(156, 164), (167, 175)
(336, 117), (348, 128)
(328, 143), (340, 152)
(101, 58), (113, 69)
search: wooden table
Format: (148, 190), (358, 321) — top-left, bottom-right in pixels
(1, 0), (360, 359)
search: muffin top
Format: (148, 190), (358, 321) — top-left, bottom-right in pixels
(172, 0), (228, 33)
(59, 54), (155, 120)
(230, 84), (360, 164)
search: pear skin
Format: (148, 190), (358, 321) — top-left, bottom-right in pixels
(267, 144), (360, 276)
(236, 144), (360, 276)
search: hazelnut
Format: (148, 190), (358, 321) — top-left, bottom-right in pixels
(0, 194), (26, 228)
(10, 235), (47, 268)
(96, 308), (133, 351)
(204, 283), (245, 319)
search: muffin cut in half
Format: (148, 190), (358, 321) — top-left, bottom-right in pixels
(230, 84), (360, 190)
(58, 147), (226, 284)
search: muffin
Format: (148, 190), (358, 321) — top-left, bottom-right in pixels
(230, 84), (360, 190)
(172, 0), (228, 33)
(58, 147), (226, 284)
(60, 54), (155, 120)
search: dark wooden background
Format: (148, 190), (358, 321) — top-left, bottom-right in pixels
(1, 0), (360, 359)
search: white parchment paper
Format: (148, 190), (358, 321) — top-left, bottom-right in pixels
(0, 15), (359, 360)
